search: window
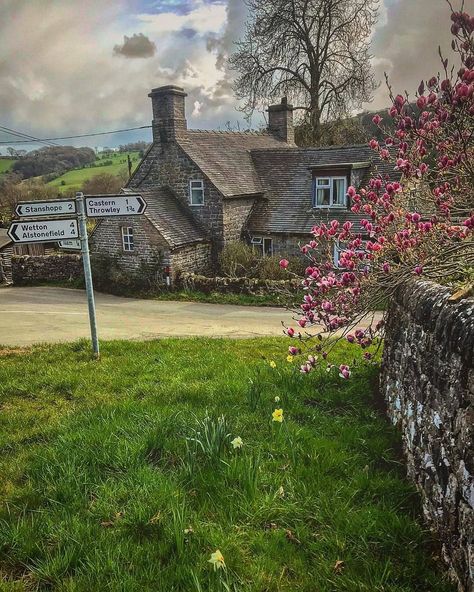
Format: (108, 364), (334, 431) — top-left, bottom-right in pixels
(313, 176), (347, 208)
(251, 236), (273, 256)
(121, 226), (134, 252)
(189, 179), (204, 206)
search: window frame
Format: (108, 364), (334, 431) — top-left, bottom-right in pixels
(121, 226), (134, 252)
(251, 236), (273, 257)
(313, 175), (347, 209)
(189, 179), (205, 206)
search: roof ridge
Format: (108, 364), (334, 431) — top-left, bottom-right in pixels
(186, 129), (272, 136)
(250, 142), (371, 153)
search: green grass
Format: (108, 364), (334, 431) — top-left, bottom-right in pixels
(155, 290), (289, 307)
(0, 158), (15, 175)
(46, 152), (141, 193)
(0, 339), (454, 592)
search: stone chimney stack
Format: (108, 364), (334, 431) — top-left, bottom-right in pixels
(267, 97), (295, 144)
(148, 85), (187, 143)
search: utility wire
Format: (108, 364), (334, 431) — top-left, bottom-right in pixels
(0, 124), (152, 145)
(0, 125), (59, 147)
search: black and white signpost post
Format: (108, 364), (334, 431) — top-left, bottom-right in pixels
(9, 191), (147, 358)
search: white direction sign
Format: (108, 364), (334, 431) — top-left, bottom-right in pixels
(59, 239), (81, 250)
(85, 194), (147, 217)
(8, 219), (79, 244)
(15, 198), (76, 218)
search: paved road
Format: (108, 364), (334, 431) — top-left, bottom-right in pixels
(0, 286), (297, 345)
(0, 286), (383, 346)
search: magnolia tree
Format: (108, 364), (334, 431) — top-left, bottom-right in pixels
(281, 6), (474, 377)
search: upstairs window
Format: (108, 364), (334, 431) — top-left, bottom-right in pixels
(313, 176), (347, 208)
(251, 236), (273, 256)
(189, 179), (204, 206)
(121, 226), (134, 252)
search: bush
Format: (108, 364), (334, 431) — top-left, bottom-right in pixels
(219, 241), (259, 277)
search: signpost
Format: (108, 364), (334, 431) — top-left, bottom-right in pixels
(7, 219), (79, 243)
(8, 191), (148, 359)
(15, 198), (76, 218)
(85, 194), (147, 217)
(58, 239), (81, 251)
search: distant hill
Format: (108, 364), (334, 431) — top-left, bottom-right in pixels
(47, 151), (141, 194)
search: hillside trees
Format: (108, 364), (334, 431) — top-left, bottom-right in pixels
(12, 146), (96, 180)
(229, 0), (379, 145)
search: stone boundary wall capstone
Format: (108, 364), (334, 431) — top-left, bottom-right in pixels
(381, 280), (473, 591)
(12, 255), (83, 285)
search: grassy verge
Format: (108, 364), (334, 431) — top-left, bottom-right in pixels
(0, 339), (453, 591)
(0, 158), (15, 176)
(46, 152), (141, 193)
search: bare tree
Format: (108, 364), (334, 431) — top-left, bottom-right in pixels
(229, 0), (379, 145)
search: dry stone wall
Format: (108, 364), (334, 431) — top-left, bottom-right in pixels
(12, 255), (83, 284)
(381, 280), (473, 591)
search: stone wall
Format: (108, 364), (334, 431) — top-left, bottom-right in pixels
(171, 243), (212, 277)
(381, 280), (473, 591)
(130, 142), (224, 259)
(90, 216), (170, 273)
(177, 271), (300, 296)
(12, 254), (83, 284)
(0, 245), (13, 283)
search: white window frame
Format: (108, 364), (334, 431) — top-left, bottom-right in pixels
(189, 179), (205, 206)
(313, 176), (347, 208)
(251, 236), (273, 257)
(121, 226), (134, 252)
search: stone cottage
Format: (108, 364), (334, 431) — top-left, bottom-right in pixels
(91, 85), (395, 278)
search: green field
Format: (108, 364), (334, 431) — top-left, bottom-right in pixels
(0, 158), (15, 175)
(47, 151), (141, 193)
(0, 338), (454, 591)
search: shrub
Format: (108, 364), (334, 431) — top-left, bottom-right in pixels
(219, 241), (259, 277)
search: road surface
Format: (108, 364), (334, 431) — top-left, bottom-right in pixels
(0, 286), (296, 345)
(0, 286), (383, 346)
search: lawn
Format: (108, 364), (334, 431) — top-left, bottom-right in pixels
(0, 339), (454, 592)
(0, 158), (15, 176)
(46, 152), (141, 193)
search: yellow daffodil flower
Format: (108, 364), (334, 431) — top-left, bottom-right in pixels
(209, 549), (225, 570)
(269, 360), (277, 368)
(287, 355), (294, 363)
(272, 408), (284, 423)
(231, 436), (243, 449)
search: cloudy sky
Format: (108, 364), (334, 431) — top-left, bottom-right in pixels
(0, 0), (459, 152)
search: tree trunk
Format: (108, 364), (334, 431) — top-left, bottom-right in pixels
(310, 104), (322, 146)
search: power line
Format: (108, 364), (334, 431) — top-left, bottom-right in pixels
(0, 125), (58, 147)
(0, 124), (152, 145)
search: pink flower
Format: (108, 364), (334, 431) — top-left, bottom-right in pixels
(338, 365), (351, 379)
(287, 327), (295, 337)
(414, 265), (423, 275)
(288, 346), (300, 356)
(279, 259), (289, 269)
(369, 139), (379, 150)
(372, 114), (382, 125)
(347, 334), (355, 343)
(382, 262), (390, 273)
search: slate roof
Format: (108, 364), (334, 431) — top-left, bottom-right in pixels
(135, 187), (209, 250)
(247, 144), (400, 235)
(178, 130), (290, 197)
(0, 228), (12, 251)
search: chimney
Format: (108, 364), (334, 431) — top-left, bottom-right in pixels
(267, 97), (294, 144)
(148, 85), (187, 143)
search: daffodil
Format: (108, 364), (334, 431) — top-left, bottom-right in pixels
(231, 436), (243, 449)
(269, 360), (277, 369)
(209, 549), (225, 570)
(286, 355), (294, 363)
(274, 395), (280, 403)
(272, 408), (284, 423)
